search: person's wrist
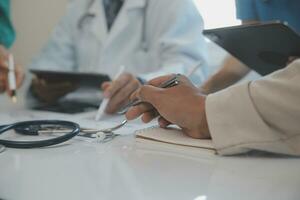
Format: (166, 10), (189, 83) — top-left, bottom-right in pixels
(194, 94), (211, 139)
(200, 81), (214, 95)
(201, 96), (211, 138)
(199, 86), (209, 95)
(184, 93), (211, 139)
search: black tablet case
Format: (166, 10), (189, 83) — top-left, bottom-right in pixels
(204, 23), (300, 75)
(29, 70), (110, 113)
(30, 70), (110, 88)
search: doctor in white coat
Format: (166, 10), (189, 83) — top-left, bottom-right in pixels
(30, 0), (207, 113)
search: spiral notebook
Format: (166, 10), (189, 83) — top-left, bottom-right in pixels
(135, 126), (215, 150)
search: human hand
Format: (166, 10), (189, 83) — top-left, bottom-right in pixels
(0, 45), (24, 94)
(31, 76), (78, 104)
(126, 74), (211, 139)
(101, 73), (142, 114)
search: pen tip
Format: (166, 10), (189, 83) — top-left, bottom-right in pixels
(12, 96), (17, 103)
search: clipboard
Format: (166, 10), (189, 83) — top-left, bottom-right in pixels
(204, 22), (300, 75)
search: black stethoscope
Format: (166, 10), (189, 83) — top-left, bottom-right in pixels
(0, 120), (80, 149)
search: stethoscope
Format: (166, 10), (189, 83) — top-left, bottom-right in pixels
(77, 0), (96, 30)
(77, 0), (149, 50)
(0, 120), (80, 150)
(0, 118), (128, 151)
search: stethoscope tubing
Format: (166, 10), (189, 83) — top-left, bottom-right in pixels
(0, 120), (80, 149)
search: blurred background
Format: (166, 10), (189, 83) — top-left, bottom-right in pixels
(11, 0), (69, 66)
(3, 0), (253, 108)
(10, 0), (240, 66)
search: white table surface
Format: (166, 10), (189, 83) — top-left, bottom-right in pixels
(0, 109), (300, 200)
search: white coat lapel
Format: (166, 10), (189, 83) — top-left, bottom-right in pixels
(103, 0), (147, 48)
(88, 0), (108, 43)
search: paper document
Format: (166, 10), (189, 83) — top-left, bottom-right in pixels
(63, 87), (103, 105)
(135, 126), (215, 150)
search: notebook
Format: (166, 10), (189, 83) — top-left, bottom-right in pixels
(135, 126), (215, 151)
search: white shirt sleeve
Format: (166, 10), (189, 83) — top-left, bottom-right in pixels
(206, 60), (300, 156)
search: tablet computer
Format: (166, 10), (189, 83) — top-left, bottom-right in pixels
(30, 69), (110, 87)
(29, 70), (110, 113)
(204, 22), (300, 75)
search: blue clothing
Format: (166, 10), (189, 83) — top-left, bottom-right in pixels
(0, 0), (15, 48)
(236, 0), (300, 33)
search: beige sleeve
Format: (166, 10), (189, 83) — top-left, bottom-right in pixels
(206, 60), (300, 156)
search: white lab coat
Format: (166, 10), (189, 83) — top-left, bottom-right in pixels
(30, 0), (207, 82)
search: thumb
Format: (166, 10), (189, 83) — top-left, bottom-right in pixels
(0, 60), (8, 71)
(137, 85), (162, 107)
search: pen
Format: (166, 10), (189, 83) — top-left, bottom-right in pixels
(8, 54), (17, 103)
(122, 73), (181, 109)
(117, 61), (203, 114)
(95, 65), (125, 121)
(186, 61), (203, 78)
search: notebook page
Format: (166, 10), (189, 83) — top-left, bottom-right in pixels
(135, 126), (215, 150)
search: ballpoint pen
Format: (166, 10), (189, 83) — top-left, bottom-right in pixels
(117, 61), (203, 114)
(119, 73), (181, 111)
(95, 65), (125, 121)
(8, 54), (17, 103)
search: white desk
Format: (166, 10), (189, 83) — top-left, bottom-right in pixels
(1, 109), (300, 200)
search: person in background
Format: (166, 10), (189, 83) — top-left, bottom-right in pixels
(126, 58), (300, 156)
(0, 0), (24, 96)
(30, 0), (207, 113)
(200, 0), (300, 94)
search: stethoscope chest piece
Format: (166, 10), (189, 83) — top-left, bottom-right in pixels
(0, 144), (5, 153)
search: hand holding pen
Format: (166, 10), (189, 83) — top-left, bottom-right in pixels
(101, 69), (142, 115)
(95, 66), (126, 120)
(0, 46), (24, 100)
(126, 74), (211, 139)
(8, 54), (17, 102)
(117, 61), (203, 114)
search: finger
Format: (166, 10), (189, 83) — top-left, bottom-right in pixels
(0, 71), (8, 93)
(104, 73), (131, 98)
(101, 81), (111, 90)
(129, 87), (140, 102)
(106, 80), (138, 113)
(126, 102), (155, 120)
(137, 85), (163, 106)
(0, 62), (8, 71)
(0, 76), (5, 93)
(0, 48), (8, 69)
(141, 110), (159, 123)
(15, 67), (24, 89)
(158, 117), (172, 128)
